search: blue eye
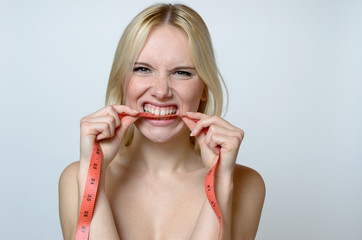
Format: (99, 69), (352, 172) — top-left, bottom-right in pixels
(175, 71), (192, 77)
(133, 67), (151, 73)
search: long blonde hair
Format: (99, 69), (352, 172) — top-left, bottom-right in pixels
(105, 3), (228, 147)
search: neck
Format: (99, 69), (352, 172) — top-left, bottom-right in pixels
(123, 127), (201, 175)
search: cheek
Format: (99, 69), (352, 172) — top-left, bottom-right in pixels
(177, 81), (205, 111)
(123, 78), (148, 106)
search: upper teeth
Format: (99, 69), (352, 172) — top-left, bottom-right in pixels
(143, 104), (177, 116)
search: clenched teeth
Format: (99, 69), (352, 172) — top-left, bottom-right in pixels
(143, 103), (177, 116)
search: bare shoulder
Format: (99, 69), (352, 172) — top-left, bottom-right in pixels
(233, 164), (265, 196)
(232, 164), (266, 239)
(59, 161), (79, 182)
(59, 161), (79, 195)
(59, 161), (79, 240)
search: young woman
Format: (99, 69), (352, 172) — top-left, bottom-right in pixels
(59, 3), (265, 240)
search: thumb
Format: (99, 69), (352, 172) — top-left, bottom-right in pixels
(115, 115), (139, 141)
(181, 116), (196, 132)
(181, 116), (206, 145)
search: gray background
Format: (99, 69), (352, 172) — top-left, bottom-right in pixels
(1, 0), (361, 239)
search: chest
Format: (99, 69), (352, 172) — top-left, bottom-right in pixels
(106, 171), (206, 240)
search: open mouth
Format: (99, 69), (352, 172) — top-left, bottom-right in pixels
(142, 103), (178, 120)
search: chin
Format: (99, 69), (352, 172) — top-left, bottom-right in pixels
(142, 128), (178, 143)
(135, 121), (187, 144)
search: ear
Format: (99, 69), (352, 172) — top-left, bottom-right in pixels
(200, 88), (208, 101)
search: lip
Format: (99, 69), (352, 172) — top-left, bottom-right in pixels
(141, 101), (179, 108)
(138, 101), (180, 126)
(143, 117), (179, 127)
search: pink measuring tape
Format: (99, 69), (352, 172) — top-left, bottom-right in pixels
(75, 112), (223, 239)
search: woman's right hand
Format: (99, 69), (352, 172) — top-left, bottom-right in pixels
(79, 105), (139, 170)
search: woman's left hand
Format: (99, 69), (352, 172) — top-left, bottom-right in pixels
(182, 112), (244, 175)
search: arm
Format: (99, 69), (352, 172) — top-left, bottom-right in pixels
(189, 165), (265, 240)
(183, 113), (243, 240)
(59, 161), (120, 240)
(190, 171), (234, 240)
(232, 165), (265, 240)
(59, 105), (138, 240)
(59, 162), (79, 240)
(76, 159), (120, 239)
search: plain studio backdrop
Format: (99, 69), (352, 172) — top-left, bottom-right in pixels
(0, 0), (361, 239)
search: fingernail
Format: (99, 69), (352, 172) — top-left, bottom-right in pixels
(133, 110), (139, 113)
(190, 129), (196, 136)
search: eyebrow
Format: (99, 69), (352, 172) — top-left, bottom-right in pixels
(134, 62), (196, 71)
(134, 62), (153, 68)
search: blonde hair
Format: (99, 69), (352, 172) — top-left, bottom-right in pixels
(105, 3), (228, 147)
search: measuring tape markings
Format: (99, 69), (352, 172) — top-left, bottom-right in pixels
(75, 112), (223, 239)
(75, 141), (101, 240)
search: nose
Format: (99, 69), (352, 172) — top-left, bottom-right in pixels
(151, 74), (172, 99)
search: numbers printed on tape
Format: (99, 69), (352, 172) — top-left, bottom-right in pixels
(75, 142), (101, 240)
(75, 113), (223, 240)
(205, 156), (223, 240)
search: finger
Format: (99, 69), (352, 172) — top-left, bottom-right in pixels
(208, 133), (227, 154)
(206, 131), (243, 153)
(204, 126), (229, 154)
(190, 115), (236, 137)
(181, 116), (197, 132)
(183, 111), (208, 134)
(204, 125), (224, 147)
(83, 116), (117, 136)
(91, 105), (138, 126)
(80, 121), (113, 141)
(181, 115), (207, 145)
(90, 106), (121, 127)
(184, 111), (208, 118)
(114, 116), (138, 142)
(182, 112), (210, 146)
(120, 115), (139, 132)
(184, 111), (208, 121)
(205, 124), (244, 142)
(112, 105), (139, 118)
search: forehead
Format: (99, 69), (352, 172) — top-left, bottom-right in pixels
(136, 25), (193, 66)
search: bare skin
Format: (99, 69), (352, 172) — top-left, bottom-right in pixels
(59, 25), (265, 240)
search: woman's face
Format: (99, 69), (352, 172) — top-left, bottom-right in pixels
(124, 25), (206, 143)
